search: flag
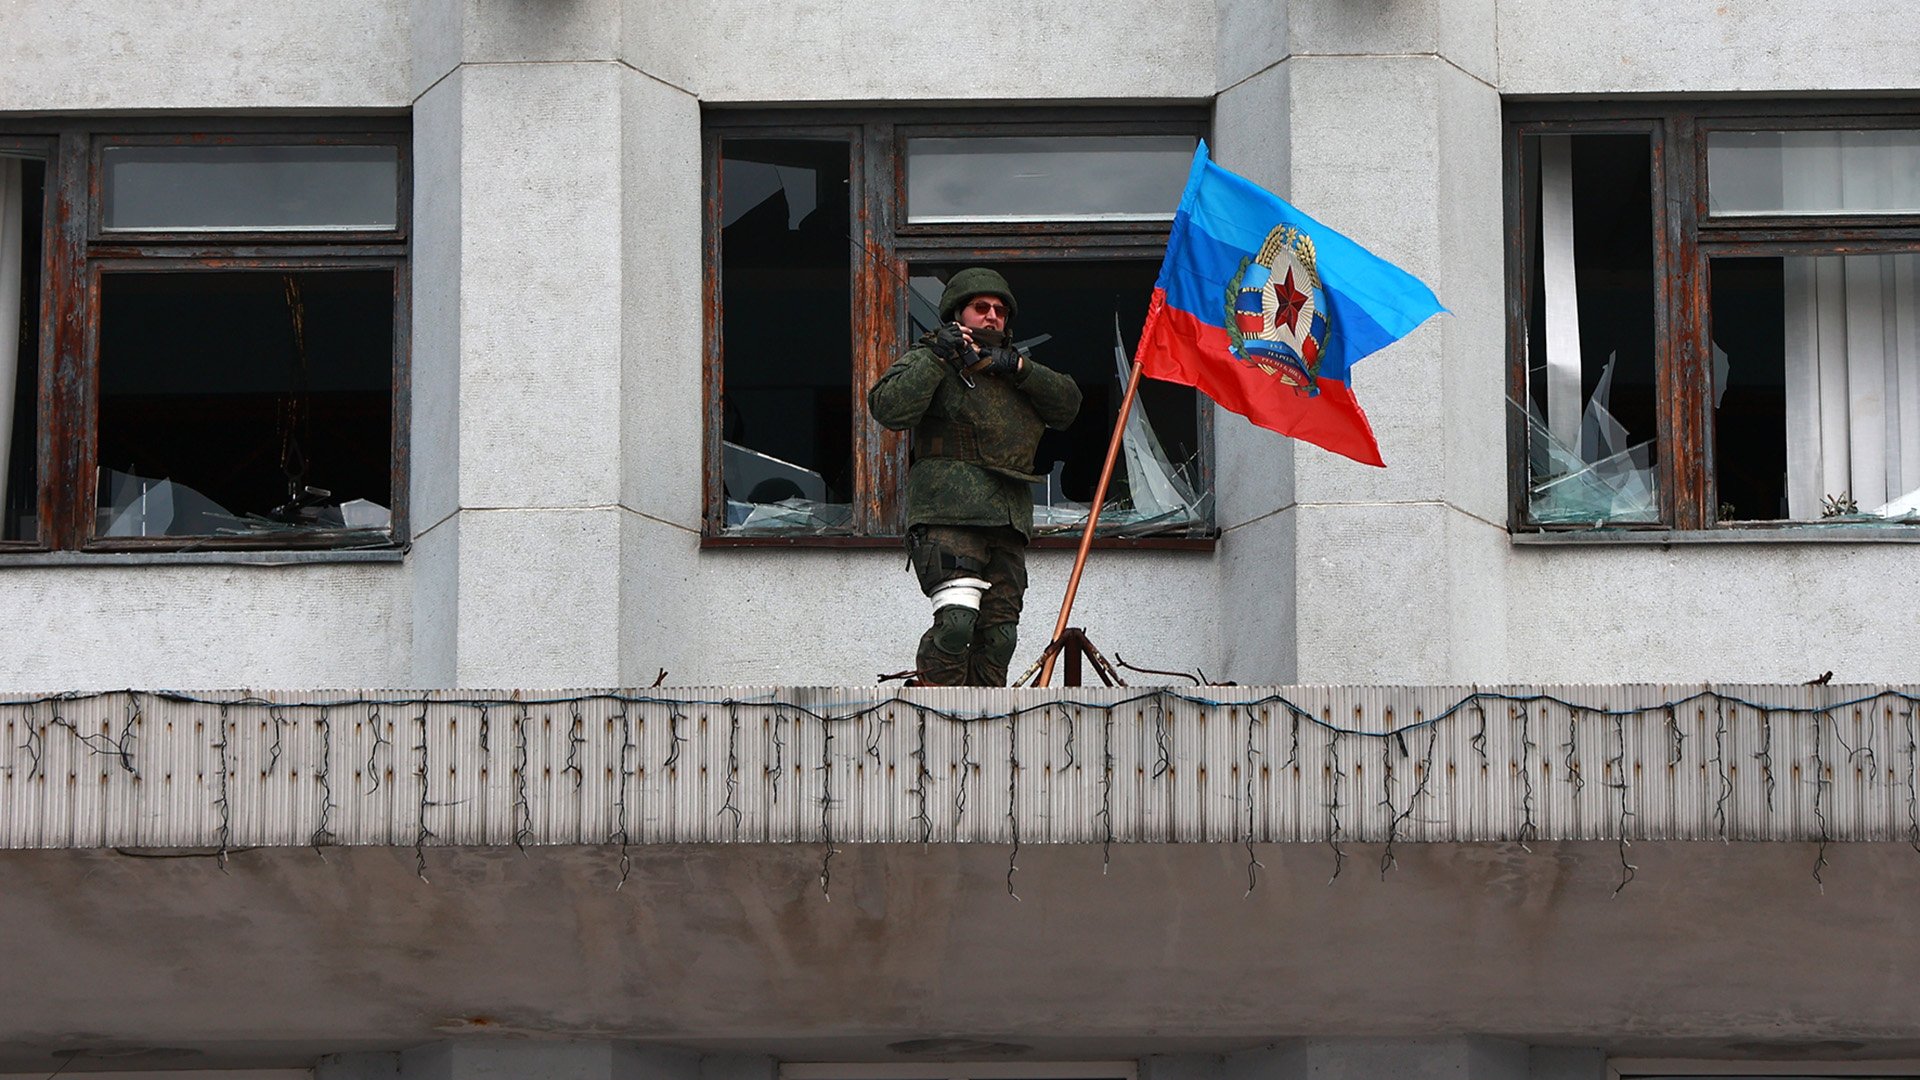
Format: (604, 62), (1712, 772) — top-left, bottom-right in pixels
(1137, 142), (1444, 467)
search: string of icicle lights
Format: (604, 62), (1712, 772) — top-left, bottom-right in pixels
(3, 685), (1918, 899)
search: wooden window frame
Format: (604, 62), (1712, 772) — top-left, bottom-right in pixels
(0, 118), (411, 554)
(701, 106), (1215, 551)
(1504, 99), (1920, 534)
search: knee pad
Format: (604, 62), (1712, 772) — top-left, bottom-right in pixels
(977, 622), (1018, 666)
(930, 604), (978, 656)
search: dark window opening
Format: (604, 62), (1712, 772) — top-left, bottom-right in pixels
(2, 155), (44, 543)
(718, 138), (855, 533)
(96, 270), (393, 538)
(909, 259), (1207, 535)
(1709, 257), (1789, 520)
(1519, 132), (1660, 525)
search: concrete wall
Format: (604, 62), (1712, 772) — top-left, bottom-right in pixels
(1497, 0), (1920, 96)
(0, 1), (410, 112)
(622, 0), (1217, 104)
(0, 561), (411, 690)
(2, 0), (1918, 691)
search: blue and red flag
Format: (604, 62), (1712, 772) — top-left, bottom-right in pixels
(1138, 142), (1443, 466)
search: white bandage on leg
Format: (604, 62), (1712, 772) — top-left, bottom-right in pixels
(929, 576), (991, 612)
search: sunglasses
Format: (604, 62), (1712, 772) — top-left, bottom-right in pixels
(966, 299), (1009, 318)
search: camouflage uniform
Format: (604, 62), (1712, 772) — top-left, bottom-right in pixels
(868, 271), (1082, 686)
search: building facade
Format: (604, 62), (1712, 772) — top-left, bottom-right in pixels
(3, 3), (1919, 1080)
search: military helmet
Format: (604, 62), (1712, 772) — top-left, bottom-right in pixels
(938, 267), (1018, 323)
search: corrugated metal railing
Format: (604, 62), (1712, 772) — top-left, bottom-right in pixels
(3, 685), (1918, 850)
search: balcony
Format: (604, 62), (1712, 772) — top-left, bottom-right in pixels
(8, 684), (1920, 1069)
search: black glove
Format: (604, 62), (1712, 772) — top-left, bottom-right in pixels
(982, 344), (1023, 376)
(925, 323), (973, 366)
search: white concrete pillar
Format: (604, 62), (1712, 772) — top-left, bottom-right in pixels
(1211, 0), (1302, 685)
(1211, 0), (1508, 683)
(610, 50), (706, 687)
(408, 0), (631, 686)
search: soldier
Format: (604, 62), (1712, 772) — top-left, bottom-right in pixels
(869, 268), (1083, 686)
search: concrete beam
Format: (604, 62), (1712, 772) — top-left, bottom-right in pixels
(7, 843), (1920, 1071)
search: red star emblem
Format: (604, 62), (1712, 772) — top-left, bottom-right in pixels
(1275, 267), (1309, 333)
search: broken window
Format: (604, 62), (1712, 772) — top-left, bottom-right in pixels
(706, 112), (1211, 541)
(96, 271), (394, 537)
(718, 138), (855, 534)
(1517, 132), (1661, 525)
(1507, 105), (1920, 532)
(0, 124), (408, 554)
(907, 261), (1208, 535)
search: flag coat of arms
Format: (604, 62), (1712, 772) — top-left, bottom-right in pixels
(1137, 142), (1444, 466)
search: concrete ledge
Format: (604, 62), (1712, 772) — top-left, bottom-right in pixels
(0, 548), (407, 568)
(3, 685), (1915, 850)
(1513, 527), (1920, 545)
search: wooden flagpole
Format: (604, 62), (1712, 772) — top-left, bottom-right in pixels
(1036, 356), (1146, 687)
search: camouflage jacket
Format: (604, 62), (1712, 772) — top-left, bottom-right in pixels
(868, 343), (1082, 537)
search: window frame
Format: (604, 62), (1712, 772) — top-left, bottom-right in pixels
(90, 131), (406, 243)
(701, 106), (1215, 550)
(1504, 99), (1920, 535)
(0, 118), (411, 555)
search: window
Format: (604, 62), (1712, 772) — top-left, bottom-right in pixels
(0, 122), (408, 553)
(703, 110), (1212, 544)
(1506, 102), (1920, 532)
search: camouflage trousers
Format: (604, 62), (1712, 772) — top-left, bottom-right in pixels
(906, 524), (1028, 687)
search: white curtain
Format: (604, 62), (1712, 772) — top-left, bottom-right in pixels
(1767, 134), (1920, 518)
(1783, 254), (1920, 518)
(1537, 135), (1584, 448)
(0, 156), (25, 525)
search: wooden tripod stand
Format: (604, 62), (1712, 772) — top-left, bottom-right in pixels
(1014, 626), (1126, 687)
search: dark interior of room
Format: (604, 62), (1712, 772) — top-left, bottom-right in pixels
(96, 269), (393, 532)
